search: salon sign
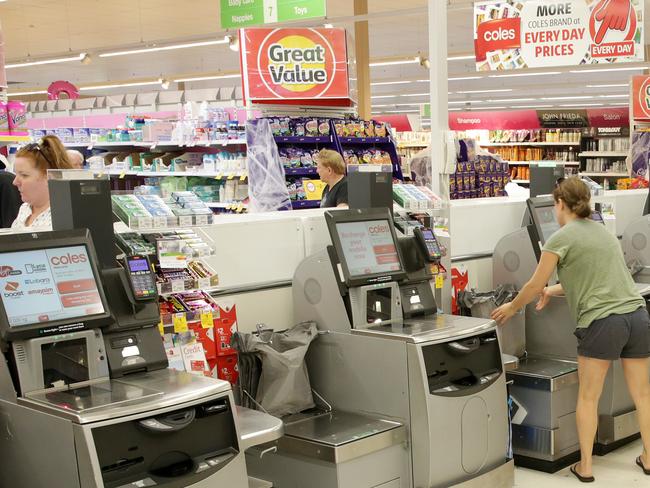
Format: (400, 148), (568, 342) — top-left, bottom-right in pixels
(474, 0), (644, 70)
(240, 27), (350, 105)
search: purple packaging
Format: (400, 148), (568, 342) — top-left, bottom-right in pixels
(451, 190), (458, 200)
(291, 119), (305, 137)
(305, 118), (319, 137)
(56, 128), (75, 144)
(7, 101), (27, 134)
(0, 102), (8, 136)
(73, 128), (91, 143)
(318, 119), (330, 136)
(30, 129), (46, 140)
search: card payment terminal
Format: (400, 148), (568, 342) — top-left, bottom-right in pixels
(413, 227), (442, 262)
(123, 255), (157, 301)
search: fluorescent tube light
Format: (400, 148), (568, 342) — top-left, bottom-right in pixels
(370, 58), (419, 67)
(100, 39), (229, 57)
(510, 104), (554, 108)
(457, 89), (513, 94)
(559, 103), (605, 107)
(541, 96), (594, 100)
(570, 66), (644, 74)
(447, 55), (475, 61)
(586, 83), (628, 88)
(488, 71), (561, 78)
(486, 98), (537, 102)
(449, 100), (486, 105)
(448, 76), (482, 81)
(79, 80), (163, 91)
(173, 74), (241, 83)
(371, 95), (397, 99)
(402, 93), (431, 97)
(598, 94), (628, 98)
(7, 90), (48, 96)
(6, 53), (87, 69)
(471, 106), (508, 110)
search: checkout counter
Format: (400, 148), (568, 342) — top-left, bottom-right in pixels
(247, 208), (514, 488)
(494, 196), (650, 472)
(0, 174), (282, 488)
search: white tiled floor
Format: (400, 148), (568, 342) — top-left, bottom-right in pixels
(514, 439), (649, 487)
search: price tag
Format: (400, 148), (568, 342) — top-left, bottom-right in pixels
(227, 173), (234, 180)
(171, 280), (185, 293)
(153, 216), (167, 228)
(178, 215), (193, 227)
(173, 313), (188, 333)
(119, 171), (126, 179)
(435, 274), (444, 289)
(198, 277), (211, 290)
(158, 320), (165, 336)
(194, 214), (209, 226)
(200, 311), (214, 329)
(215, 172), (223, 180)
(240, 172), (247, 181)
(236, 203), (244, 213)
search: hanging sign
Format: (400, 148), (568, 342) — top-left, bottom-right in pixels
(474, 0), (644, 70)
(220, 0), (326, 29)
(632, 75), (650, 120)
(240, 27), (350, 105)
(47, 81), (80, 100)
(537, 109), (589, 128)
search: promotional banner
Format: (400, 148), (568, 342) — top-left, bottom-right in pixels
(632, 75), (650, 120)
(474, 0), (644, 70)
(240, 27), (350, 105)
(448, 107), (629, 130)
(221, 0), (326, 29)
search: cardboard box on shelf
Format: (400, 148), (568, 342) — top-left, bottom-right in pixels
(214, 302), (238, 356)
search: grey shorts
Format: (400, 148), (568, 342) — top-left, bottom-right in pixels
(574, 307), (650, 360)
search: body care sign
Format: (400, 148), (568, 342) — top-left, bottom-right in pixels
(474, 0), (644, 70)
(240, 27), (350, 103)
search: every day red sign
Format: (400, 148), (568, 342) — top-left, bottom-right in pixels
(474, 0), (644, 70)
(632, 75), (650, 120)
(240, 27), (350, 106)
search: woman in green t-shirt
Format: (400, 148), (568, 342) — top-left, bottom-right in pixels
(492, 177), (650, 482)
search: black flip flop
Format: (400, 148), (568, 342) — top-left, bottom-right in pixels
(570, 464), (595, 483)
(636, 456), (650, 475)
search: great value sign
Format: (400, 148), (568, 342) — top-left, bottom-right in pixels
(220, 0), (326, 29)
(474, 0), (644, 70)
(240, 28), (350, 104)
(632, 75), (650, 120)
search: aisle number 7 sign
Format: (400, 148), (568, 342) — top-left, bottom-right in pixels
(221, 0), (326, 29)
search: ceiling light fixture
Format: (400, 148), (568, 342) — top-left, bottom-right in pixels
(226, 35), (240, 52)
(449, 100), (486, 104)
(5, 52), (87, 69)
(570, 66), (645, 74)
(79, 80), (163, 91)
(417, 55), (431, 69)
(371, 95), (397, 99)
(370, 57), (419, 67)
(488, 71), (561, 78)
(99, 39), (229, 58)
(159, 78), (170, 90)
(402, 93), (431, 97)
(472, 106), (508, 110)
(173, 73), (240, 82)
(541, 95), (594, 100)
(371, 79), (429, 86)
(447, 55), (475, 61)
(510, 104), (554, 108)
(598, 94), (629, 98)
(586, 83), (629, 88)
(80, 53), (92, 65)
(7, 90), (48, 97)
(448, 76), (482, 81)
(486, 98), (537, 102)
(323, 23), (334, 28)
(457, 89), (513, 94)
(559, 103), (605, 107)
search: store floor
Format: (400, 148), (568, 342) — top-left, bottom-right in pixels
(514, 438), (648, 486)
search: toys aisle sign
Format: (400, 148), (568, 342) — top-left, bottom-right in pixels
(240, 27), (351, 105)
(474, 0), (644, 70)
(632, 75), (650, 120)
(221, 0), (326, 29)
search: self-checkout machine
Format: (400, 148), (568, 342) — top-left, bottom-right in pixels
(0, 171), (280, 488)
(622, 189), (650, 287)
(494, 196), (649, 472)
(245, 208), (514, 488)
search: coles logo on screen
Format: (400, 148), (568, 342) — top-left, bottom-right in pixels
(257, 29), (337, 98)
(368, 224), (390, 235)
(50, 252), (88, 266)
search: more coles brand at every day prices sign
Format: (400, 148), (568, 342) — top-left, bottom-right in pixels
(632, 75), (650, 120)
(239, 27), (350, 105)
(474, 0), (644, 70)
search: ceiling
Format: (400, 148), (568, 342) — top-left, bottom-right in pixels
(0, 0), (646, 115)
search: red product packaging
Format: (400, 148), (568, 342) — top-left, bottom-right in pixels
(210, 353), (239, 385)
(214, 302), (238, 356)
(188, 321), (217, 360)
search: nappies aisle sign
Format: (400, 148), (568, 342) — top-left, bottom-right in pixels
(474, 0), (644, 70)
(221, 0), (326, 29)
(240, 27), (351, 105)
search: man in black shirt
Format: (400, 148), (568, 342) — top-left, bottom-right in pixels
(316, 149), (348, 208)
(0, 169), (22, 228)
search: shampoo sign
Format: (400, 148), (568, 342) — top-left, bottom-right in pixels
(474, 0), (644, 70)
(240, 27), (350, 103)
